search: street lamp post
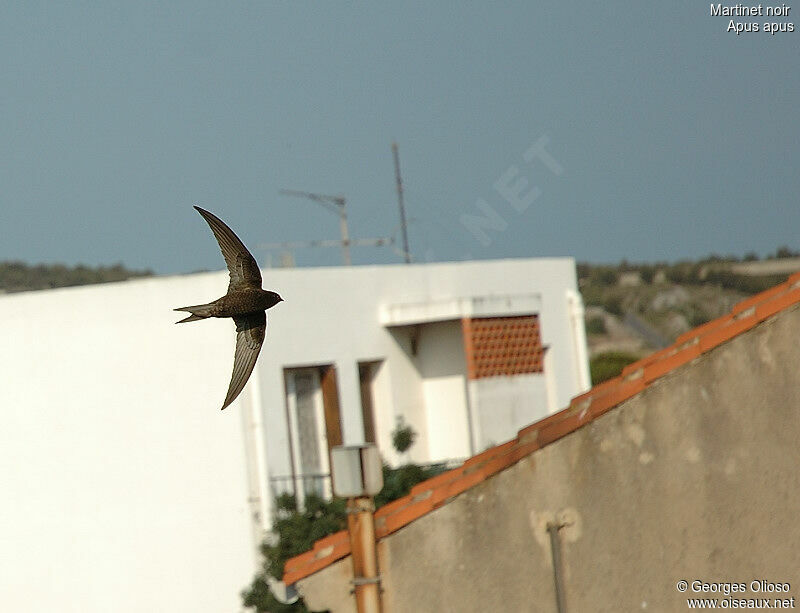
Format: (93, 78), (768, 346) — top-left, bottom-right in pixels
(331, 444), (384, 613)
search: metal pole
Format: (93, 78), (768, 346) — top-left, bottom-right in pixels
(547, 522), (567, 613)
(391, 142), (411, 263)
(338, 200), (352, 266)
(347, 496), (382, 613)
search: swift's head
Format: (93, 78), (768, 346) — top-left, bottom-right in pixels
(264, 290), (284, 310)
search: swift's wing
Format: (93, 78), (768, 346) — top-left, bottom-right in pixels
(194, 206), (262, 290)
(220, 312), (266, 410)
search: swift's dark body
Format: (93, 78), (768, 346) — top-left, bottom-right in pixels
(175, 206), (283, 410)
(178, 287), (281, 321)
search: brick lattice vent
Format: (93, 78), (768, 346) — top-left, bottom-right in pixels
(462, 315), (545, 379)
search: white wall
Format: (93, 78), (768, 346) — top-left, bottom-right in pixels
(415, 320), (471, 461)
(0, 276), (256, 613)
(0, 258), (586, 613)
(468, 374), (549, 451)
(368, 359), (397, 463)
(383, 328), (428, 464)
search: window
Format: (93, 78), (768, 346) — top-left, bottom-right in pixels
(283, 365), (342, 505)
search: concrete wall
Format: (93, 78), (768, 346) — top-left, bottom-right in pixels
(298, 305), (800, 612)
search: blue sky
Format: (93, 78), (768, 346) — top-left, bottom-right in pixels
(1, 3), (798, 274)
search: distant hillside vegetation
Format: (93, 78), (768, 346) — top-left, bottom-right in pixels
(580, 247), (800, 384)
(0, 261), (153, 293)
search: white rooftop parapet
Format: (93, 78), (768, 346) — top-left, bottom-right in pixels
(379, 293), (543, 327)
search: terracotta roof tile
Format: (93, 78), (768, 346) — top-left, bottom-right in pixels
(586, 374), (648, 420)
(462, 439), (516, 469)
(283, 277), (800, 585)
(283, 530), (351, 585)
(698, 312), (758, 352)
(731, 282), (788, 315)
(642, 341), (702, 384)
(409, 466), (464, 495)
(755, 284), (800, 321)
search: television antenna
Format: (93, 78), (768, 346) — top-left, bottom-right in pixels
(277, 189), (352, 265)
(259, 189), (406, 264)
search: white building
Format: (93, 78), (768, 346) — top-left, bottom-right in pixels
(0, 258), (589, 613)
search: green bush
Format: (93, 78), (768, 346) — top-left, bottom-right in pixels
(0, 260), (152, 293)
(579, 285), (604, 307)
(774, 246), (799, 259)
(703, 270), (787, 295)
(242, 460), (446, 612)
(591, 267), (619, 286)
(585, 316), (607, 335)
(391, 416), (417, 453)
(243, 493), (345, 613)
(604, 294), (624, 317)
(242, 422), (447, 612)
(688, 310), (711, 328)
(590, 351), (640, 385)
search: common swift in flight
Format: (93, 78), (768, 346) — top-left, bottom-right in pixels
(175, 206), (283, 410)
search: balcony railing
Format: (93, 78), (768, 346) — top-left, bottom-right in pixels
(267, 458), (466, 504)
(269, 473), (332, 501)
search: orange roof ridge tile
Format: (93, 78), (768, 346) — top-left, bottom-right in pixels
(283, 529), (351, 585)
(283, 277), (800, 586)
